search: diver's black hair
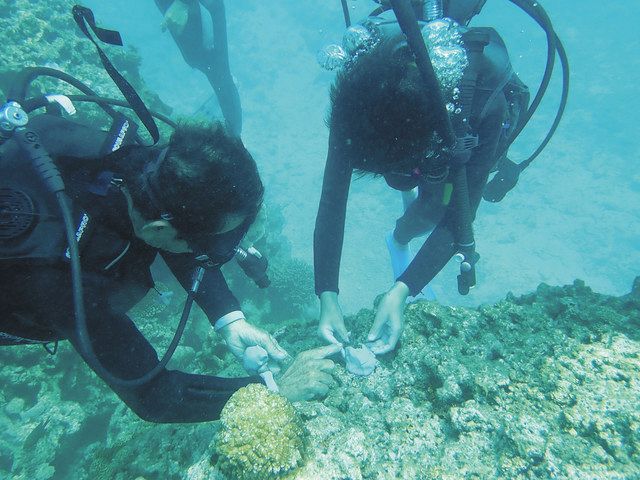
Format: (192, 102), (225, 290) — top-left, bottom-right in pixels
(114, 121), (263, 238)
(329, 37), (439, 175)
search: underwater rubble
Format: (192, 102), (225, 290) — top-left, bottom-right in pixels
(0, 277), (638, 479)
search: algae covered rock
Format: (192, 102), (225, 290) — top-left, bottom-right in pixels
(215, 383), (307, 480)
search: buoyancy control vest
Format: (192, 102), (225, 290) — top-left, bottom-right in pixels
(374, 15), (530, 191)
(0, 114), (135, 266)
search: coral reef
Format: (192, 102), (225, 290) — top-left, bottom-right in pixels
(215, 384), (307, 480)
(0, 278), (638, 479)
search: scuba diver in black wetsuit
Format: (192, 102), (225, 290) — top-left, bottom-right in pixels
(0, 7), (338, 423)
(155, 0), (242, 136)
(314, 0), (568, 354)
(0, 115), (339, 422)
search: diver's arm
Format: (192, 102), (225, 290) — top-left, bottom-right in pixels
(63, 284), (259, 423)
(161, 252), (241, 323)
(314, 128), (353, 296)
(398, 96), (507, 296)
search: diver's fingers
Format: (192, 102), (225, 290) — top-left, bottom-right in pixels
(256, 332), (289, 361)
(370, 339), (394, 355)
(305, 343), (343, 360)
(319, 326), (342, 346)
(334, 322), (351, 344)
(367, 311), (387, 342)
(311, 358), (336, 373)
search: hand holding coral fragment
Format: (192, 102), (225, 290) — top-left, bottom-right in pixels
(219, 318), (289, 374)
(367, 281), (409, 354)
(318, 291), (351, 346)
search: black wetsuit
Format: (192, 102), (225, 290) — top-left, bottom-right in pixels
(314, 27), (527, 297)
(0, 117), (258, 423)
(155, 0), (242, 136)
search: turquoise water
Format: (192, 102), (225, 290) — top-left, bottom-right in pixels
(1, 1), (639, 478)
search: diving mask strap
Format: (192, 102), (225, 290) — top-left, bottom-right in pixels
(141, 147), (173, 221)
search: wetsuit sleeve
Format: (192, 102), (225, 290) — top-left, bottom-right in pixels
(397, 95), (508, 296)
(314, 128), (353, 295)
(48, 270), (260, 423)
(161, 252), (241, 322)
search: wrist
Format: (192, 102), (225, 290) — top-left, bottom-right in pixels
(390, 281), (410, 300)
(215, 310), (245, 332)
(320, 291), (339, 308)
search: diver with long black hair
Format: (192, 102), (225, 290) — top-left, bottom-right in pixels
(155, 0), (242, 136)
(315, 0), (566, 354)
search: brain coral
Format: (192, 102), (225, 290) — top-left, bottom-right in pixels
(215, 384), (307, 480)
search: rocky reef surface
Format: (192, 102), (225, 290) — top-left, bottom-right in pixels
(1, 278), (638, 479)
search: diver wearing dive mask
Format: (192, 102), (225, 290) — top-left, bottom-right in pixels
(314, 0), (536, 356)
(0, 120), (296, 422)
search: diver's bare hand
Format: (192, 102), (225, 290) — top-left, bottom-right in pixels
(278, 344), (341, 402)
(367, 281), (409, 354)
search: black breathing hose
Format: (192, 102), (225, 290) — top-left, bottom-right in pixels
(61, 183), (200, 387)
(365, 0), (569, 169)
(500, 0), (569, 166)
(389, 0), (456, 147)
(6, 62), (190, 387)
(11, 122), (196, 387)
(63, 175), (199, 388)
(341, 0), (351, 27)
(9, 67), (121, 120)
(389, 0), (477, 295)
(518, 32), (569, 168)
